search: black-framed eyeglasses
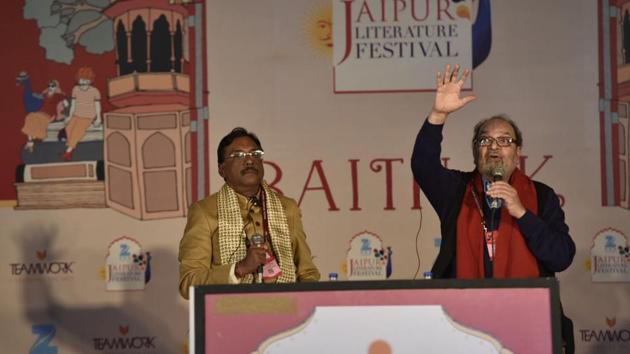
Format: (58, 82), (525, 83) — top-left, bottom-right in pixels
(225, 149), (264, 160)
(476, 136), (516, 147)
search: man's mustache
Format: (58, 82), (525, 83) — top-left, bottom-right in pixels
(240, 167), (258, 175)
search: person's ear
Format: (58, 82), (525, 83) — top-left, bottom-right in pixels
(218, 163), (225, 179)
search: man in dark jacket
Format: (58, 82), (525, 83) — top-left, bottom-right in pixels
(411, 64), (576, 352)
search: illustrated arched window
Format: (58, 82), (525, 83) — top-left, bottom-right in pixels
(107, 132), (131, 167)
(131, 16), (148, 73)
(151, 15), (172, 72)
(142, 133), (176, 169)
(116, 21), (133, 75)
(174, 21), (183, 73)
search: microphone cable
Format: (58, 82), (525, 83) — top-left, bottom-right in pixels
(412, 206), (424, 279)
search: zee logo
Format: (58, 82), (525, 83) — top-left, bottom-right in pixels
(30, 324), (58, 354)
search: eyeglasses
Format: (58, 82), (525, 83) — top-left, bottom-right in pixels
(476, 136), (516, 147)
(225, 149), (264, 160)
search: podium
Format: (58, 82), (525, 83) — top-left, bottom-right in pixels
(190, 278), (562, 354)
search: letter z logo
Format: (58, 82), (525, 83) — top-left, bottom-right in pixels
(30, 324), (58, 354)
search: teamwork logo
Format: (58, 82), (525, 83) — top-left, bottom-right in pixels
(10, 250), (75, 277)
(30, 324), (58, 354)
(590, 228), (630, 282)
(579, 317), (630, 344)
(93, 325), (157, 351)
(346, 230), (393, 280)
(105, 236), (152, 291)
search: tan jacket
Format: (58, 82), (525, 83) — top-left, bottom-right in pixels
(178, 188), (320, 299)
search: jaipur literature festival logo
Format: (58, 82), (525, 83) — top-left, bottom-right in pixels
(332, 0), (481, 92)
(346, 230), (393, 280)
(10, 250), (75, 277)
(105, 236), (152, 291)
(590, 228), (630, 282)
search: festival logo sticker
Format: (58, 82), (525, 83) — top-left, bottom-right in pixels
(105, 236), (152, 291)
(590, 228), (630, 282)
(346, 230), (392, 280)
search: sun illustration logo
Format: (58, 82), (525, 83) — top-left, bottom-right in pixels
(453, 0), (473, 19)
(304, 1), (333, 56)
(368, 339), (392, 354)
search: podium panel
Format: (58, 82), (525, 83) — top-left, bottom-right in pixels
(191, 279), (561, 354)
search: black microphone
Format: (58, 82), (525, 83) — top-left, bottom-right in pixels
(490, 166), (505, 209)
(251, 234), (264, 283)
(249, 196), (260, 207)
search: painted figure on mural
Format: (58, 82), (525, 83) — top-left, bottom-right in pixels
(16, 72), (68, 153)
(63, 66), (102, 161)
(410, 64), (577, 353)
(178, 127), (320, 299)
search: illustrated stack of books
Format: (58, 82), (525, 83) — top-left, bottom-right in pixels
(14, 124), (106, 209)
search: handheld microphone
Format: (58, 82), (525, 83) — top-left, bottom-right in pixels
(249, 196), (260, 207)
(251, 234), (264, 283)
(490, 166), (505, 209)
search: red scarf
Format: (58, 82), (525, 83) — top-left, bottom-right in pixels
(456, 168), (540, 279)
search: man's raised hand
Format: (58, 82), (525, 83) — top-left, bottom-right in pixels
(428, 64), (476, 124)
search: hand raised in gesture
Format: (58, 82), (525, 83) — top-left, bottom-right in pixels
(429, 64), (476, 124)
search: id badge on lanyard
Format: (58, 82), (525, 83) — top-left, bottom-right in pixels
(260, 189), (283, 279)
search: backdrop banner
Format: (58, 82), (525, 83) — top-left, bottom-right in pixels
(0, 1), (628, 353)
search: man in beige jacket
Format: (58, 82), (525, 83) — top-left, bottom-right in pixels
(178, 127), (320, 299)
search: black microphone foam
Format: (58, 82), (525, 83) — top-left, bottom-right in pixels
(492, 166), (505, 182)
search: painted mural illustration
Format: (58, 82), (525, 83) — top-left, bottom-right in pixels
(599, 0), (630, 209)
(10, 0), (209, 220)
(7, 0), (493, 219)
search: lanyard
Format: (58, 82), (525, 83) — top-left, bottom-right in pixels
(470, 187), (497, 262)
(259, 189), (280, 264)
